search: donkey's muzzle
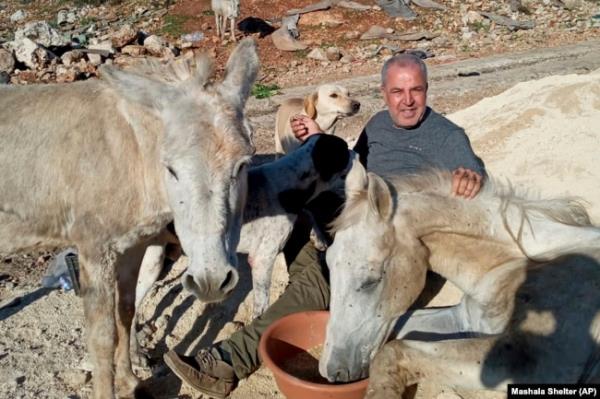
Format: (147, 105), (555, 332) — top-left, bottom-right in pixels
(182, 267), (239, 303)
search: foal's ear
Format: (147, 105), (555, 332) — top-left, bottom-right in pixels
(367, 173), (393, 221)
(220, 38), (260, 110)
(345, 156), (368, 195)
(304, 92), (318, 119)
(99, 65), (173, 112)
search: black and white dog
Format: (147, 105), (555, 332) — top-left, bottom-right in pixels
(135, 134), (353, 318)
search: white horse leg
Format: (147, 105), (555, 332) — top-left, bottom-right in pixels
(215, 14), (221, 38)
(392, 302), (475, 340)
(366, 337), (500, 399)
(114, 243), (150, 397)
(218, 14), (224, 39)
(78, 248), (117, 399)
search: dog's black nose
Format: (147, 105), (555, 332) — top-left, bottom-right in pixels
(352, 101), (361, 112)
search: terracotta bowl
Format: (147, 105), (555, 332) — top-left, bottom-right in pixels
(258, 310), (369, 399)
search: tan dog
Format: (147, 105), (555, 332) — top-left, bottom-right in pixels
(275, 84), (361, 154)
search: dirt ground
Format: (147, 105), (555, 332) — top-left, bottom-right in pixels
(168, 0), (600, 87)
(2, 40), (600, 399)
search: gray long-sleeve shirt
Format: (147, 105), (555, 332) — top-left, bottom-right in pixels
(308, 107), (486, 242)
(353, 107), (486, 178)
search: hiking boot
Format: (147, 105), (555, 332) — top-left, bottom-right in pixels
(164, 347), (238, 399)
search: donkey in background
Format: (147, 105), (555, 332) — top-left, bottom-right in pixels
(0, 38), (259, 398)
(324, 159), (600, 397)
(212, 0), (240, 42)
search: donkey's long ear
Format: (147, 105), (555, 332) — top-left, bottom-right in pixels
(304, 92), (318, 119)
(167, 53), (214, 86)
(190, 53), (214, 87)
(99, 65), (172, 112)
(220, 38), (259, 110)
(367, 172), (393, 221)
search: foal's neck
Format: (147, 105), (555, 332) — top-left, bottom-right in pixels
(502, 201), (600, 260)
(401, 192), (600, 291)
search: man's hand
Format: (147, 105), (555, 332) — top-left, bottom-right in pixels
(451, 167), (483, 199)
(290, 115), (322, 142)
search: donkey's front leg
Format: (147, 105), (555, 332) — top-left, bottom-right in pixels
(367, 338), (499, 399)
(215, 14), (222, 38)
(230, 17), (237, 42)
(114, 243), (150, 398)
(79, 247), (118, 399)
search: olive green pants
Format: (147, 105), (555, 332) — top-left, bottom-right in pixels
(219, 240), (330, 379)
(217, 212), (446, 380)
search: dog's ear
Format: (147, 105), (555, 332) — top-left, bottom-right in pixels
(304, 92), (318, 119)
(312, 135), (350, 181)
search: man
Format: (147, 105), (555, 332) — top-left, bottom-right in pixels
(164, 54), (485, 398)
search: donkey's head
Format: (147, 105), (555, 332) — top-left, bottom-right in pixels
(323, 160), (428, 382)
(101, 38), (259, 302)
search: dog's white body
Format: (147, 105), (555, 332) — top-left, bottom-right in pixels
(211, 0), (240, 41)
(275, 84), (360, 154)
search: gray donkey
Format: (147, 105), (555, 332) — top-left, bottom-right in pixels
(135, 134), (353, 320)
(0, 38), (259, 398)
(134, 134), (356, 324)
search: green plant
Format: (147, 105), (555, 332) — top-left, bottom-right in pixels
(79, 16), (98, 26)
(202, 10), (214, 16)
(468, 21), (490, 32)
(161, 14), (192, 37)
(251, 84), (280, 99)
(319, 41), (337, 49)
(294, 49), (309, 59)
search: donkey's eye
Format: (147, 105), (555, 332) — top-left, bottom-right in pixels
(166, 166), (178, 181)
(330, 93), (338, 98)
(358, 277), (382, 291)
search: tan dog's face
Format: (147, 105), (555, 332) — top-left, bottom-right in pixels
(304, 84), (361, 120)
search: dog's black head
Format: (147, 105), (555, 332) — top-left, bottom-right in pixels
(311, 134), (351, 182)
(237, 17), (276, 38)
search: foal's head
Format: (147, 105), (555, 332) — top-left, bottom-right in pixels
(101, 38), (259, 302)
(323, 160), (428, 382)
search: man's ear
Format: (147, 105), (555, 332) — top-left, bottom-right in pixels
(304, 92), (318, 119)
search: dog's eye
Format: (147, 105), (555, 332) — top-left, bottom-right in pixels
(330, 93), (338, 98)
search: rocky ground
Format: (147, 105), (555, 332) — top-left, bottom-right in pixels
(1, 41), (600, 398)
(1, 0), (600, 398)
(0, 0), (599, 86)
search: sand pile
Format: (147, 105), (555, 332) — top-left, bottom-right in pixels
(450, 69), (600, 223)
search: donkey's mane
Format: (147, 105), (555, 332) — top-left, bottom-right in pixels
(106, 53), (214, 87)
(331, 168), (591, 233)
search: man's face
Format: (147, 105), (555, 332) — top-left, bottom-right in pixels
(381, 63), (428, 128)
